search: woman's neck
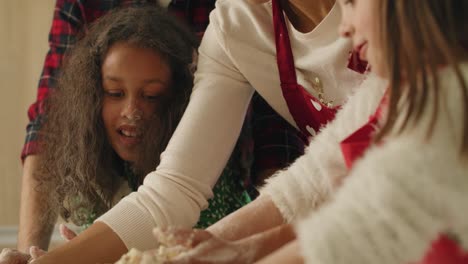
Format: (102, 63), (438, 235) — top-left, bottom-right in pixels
(282, 0), (335, 33)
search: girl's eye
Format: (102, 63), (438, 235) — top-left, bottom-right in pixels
(144, 94), (161, 101)
(343, 0), (354, 5)
(104, 90), (124, 98)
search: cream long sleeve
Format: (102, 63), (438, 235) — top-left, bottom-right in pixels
(97, 0), (364, 250)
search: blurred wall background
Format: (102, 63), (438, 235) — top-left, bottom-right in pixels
(0, 0), (55, 241)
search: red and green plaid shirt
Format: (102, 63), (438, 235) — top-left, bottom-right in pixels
(22, 0), (306, 185)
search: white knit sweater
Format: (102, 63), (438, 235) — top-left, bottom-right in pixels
(262, 64), (468, 263)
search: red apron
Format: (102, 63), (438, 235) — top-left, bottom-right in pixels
(272, 0), (367, 141)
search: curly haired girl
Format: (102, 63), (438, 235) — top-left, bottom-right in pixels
(37, 6), (250, 231)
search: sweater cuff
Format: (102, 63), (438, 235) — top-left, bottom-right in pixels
(260, 170), (305, 223)
(260, 162), (332, 224)
(96, 200), (159, 251)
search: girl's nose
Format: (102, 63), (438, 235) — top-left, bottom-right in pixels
(122, 99), (143, 121)
(339, 22), (354, 38)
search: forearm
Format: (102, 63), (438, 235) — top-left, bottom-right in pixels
(255, 240), (303, 264)
(32, 222), (127, 264)
(17, 155), (57, 252)
(207, 195), (284, 241)
(237, 224), (296, 262)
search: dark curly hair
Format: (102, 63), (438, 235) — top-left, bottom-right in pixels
(36, 6), (198, 226)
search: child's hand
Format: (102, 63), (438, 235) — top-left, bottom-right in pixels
(27, 225), (77, 261)
(0, 248), (31, 264)
(28, 247), (45, 260)
(59, 224), (77, 241)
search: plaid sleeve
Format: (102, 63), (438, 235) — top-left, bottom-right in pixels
(21, 0), (87, 160)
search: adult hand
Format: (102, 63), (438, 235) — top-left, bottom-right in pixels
(156, 228), (255, 264)
(153, 227), (211, 249)
(0, 248), (30, 264)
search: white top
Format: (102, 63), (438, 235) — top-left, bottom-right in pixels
(158, 0), (172, 8)
(97, 0), (364, 250)
(262, 65), (468, 263)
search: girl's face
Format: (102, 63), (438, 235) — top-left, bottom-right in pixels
(101, 42), (171, 163)
(338, 0), (385, 77)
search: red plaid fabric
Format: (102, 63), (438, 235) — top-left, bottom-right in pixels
(251, 94), (305, 183)
(22, 0), (306, 184)
(168, 0), (215, 38)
